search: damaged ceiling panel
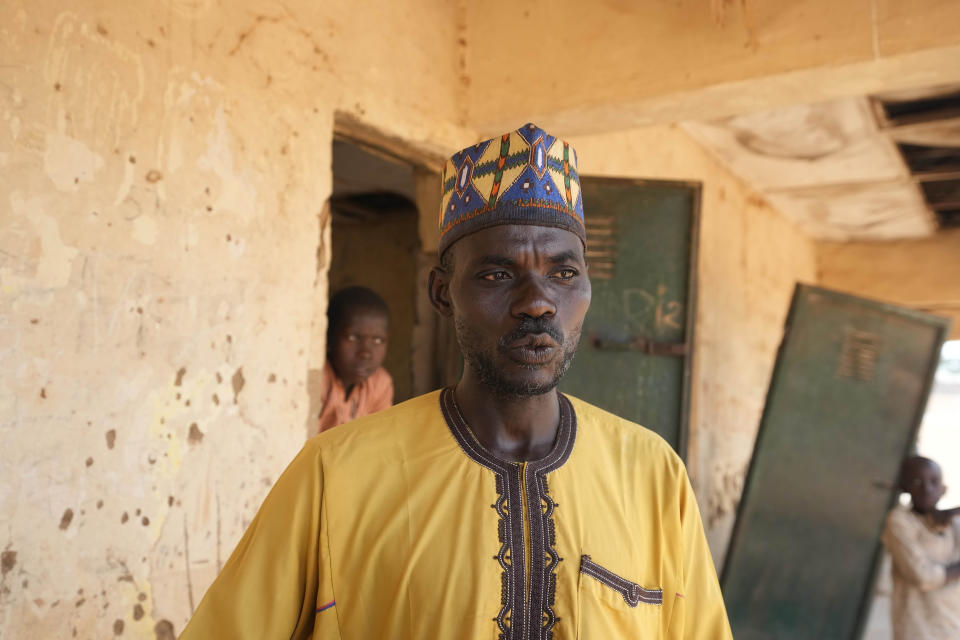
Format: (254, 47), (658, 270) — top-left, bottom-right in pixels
(684, 99), (904, 191)
(685, 85), (960, 241)
(873, 85), (960, 231)
(897, 143), (960, 176)
(920, 176), (960, 228)
(937, 209), (960, 228)
(871, 85), (960, 130)
(765, 180), (935, 241)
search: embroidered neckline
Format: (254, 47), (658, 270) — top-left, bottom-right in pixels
(442, 388), (575, 467)
(439, 388), (576, 640)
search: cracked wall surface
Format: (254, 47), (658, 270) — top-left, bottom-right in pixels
(0, 0), (465, 637)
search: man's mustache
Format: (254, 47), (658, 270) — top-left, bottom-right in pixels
(499, 316), (564, 347)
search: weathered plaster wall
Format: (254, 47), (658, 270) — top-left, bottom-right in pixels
(818, 230), (960, 339)
(0, 1), (466, 637)
(463, 0), (960, 135)
(570, 124), (818, 565)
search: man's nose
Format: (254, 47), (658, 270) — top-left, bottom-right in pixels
(511, 276), (556, 319)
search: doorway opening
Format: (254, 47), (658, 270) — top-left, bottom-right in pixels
(327, 137), (421, 403)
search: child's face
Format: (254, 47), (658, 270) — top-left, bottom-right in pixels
(330, 309), (389, 389)
(904, 460), (946, 513)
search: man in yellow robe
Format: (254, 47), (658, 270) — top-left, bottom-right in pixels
(181, 123), (732, 639)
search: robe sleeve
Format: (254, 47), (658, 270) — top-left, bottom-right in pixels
(881, 508), (947, 592)
(179, 440), (338, 639)
(665, 463), (733, 640)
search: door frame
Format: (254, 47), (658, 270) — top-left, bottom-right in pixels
(579, 176), (702, 460)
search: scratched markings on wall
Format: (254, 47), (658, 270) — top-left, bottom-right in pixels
(0, 1), (341, 636)
(44, 13), (145, 154)
(0, 0), (470, 633)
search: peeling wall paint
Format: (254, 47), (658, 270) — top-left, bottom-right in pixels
(42, 132), (105, 191)
(0, 0), (465, 637)
(1, 194), (80, 296)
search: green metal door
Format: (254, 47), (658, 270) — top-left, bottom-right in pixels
(560, 178), (700, 456)
(722, 284), (950, 640)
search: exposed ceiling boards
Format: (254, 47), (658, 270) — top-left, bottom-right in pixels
(683, 88), (960, 241)
(872, 86), (960, 229)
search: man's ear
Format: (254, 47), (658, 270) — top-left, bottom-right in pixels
(429, 266), (453, 317)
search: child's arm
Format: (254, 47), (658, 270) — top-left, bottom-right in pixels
(947, 562), (960, 584)
(932, 506), (960, 526)
(882, 510), (951, 591)
(367, 369), (394, 413)
(950, 515), (960, 584)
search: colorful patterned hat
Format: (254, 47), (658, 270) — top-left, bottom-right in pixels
(438, 123), (585, 255)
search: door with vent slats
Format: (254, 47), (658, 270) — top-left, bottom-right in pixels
(560, 178), (700, 457)
(722, 284), (949, 640)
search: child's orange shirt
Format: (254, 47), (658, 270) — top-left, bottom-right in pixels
(317, 361), (394, 433)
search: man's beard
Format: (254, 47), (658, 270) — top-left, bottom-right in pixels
(454, 315), (581, 399)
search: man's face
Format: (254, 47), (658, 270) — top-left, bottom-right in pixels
(434, 224), (591, 398)
(329, 309), (389, 390)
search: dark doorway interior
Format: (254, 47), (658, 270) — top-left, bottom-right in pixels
(329, 138), (420, 403)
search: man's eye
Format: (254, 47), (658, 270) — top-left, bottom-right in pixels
(346, 335), (358, 342)
(373, 337), (385, 345)
(554, 268), (577, 279)
(482, 271), (511, 281)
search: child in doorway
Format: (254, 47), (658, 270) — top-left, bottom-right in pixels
(881, 455), (960, 640)
(317, 286), (394, 434)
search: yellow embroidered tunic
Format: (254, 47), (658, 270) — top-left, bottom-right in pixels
(181, 390), (732, 639)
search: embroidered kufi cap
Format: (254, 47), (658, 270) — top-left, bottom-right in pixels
(438, 123), (585, 256)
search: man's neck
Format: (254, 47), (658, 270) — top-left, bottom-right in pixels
(453, 375), (560, 463)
